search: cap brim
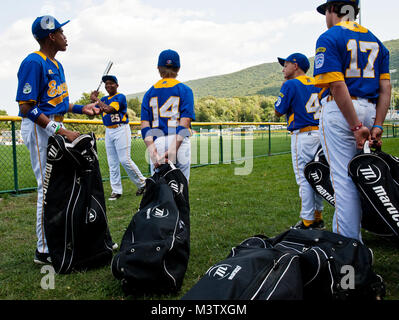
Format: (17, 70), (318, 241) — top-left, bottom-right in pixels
(277, 58), (286, 67)
(57, 20), (70, 30)
(317, 4), (327, 15)
(102, 75), (117, 84)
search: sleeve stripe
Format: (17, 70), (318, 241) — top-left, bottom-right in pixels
(380, 73), (391, 80)
(314, 72), (345, 88)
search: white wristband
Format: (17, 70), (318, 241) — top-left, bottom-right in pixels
(45, 120), (60, 136)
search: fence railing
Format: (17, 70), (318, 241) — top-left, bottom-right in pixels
(0, 116), (397, 194)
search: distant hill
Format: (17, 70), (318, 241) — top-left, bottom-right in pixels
(127, 38), (399, 100)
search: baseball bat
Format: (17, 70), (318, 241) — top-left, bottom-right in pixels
(96, 61), (113, 91)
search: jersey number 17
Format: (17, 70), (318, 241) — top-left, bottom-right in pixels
(346, 40), (379, 79)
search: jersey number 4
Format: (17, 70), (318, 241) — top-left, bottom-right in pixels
(346, 40), (379, 79)
(305, 93), (321, 120)
(150, 96), (180, 127)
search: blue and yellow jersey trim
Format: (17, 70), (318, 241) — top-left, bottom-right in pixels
(154, 79), (180, 89)
(288, 113), (295, 126)
(295, 75), (316, 86)
(315, 72), (345, 88)
(336, 21), (369, 34)
(34, 51), (59, 69)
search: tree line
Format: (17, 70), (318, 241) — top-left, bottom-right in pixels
(1, 89), (398, 122)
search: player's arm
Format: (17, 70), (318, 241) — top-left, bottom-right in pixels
(329, 81), (370, 149)
(68, 102), (100, 116)
(141, 120), (163, 167)
(371, 79), (392, 147)
(274, 82), (292, 117)
(89, 91), (117, 114)
(163, 117), (192, 164)
(19, 102), (80, 142)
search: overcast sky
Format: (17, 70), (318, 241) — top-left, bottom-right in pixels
(1, 0), (398, 116)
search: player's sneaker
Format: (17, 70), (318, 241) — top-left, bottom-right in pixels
(108, 193), (121, 201)
(135, 187), (145, 196)
(291, 220), (325, 230)
(34, 249), (52, 265)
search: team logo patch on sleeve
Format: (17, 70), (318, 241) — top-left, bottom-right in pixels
(275, 96), (282, 107)
(23, 83), (32, 94)
(315, 53), (325, 69)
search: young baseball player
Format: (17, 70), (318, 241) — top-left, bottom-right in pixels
(16, 16), (100, 264)
(90, 76), (146, 200)
(314, 0), (391, 240)
(140, 49), (195, 182)
(275, 53), (325, 229)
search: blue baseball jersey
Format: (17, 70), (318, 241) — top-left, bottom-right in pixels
(314, 21), (390, 99)
(141, 79), (195, 136)
(275, 76), (321, 131)
(100, 93), (129, 127)
(16, 51), (69, 116)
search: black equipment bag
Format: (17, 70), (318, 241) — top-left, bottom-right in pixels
(269, 228), (386, 300)
(304, 146), (335, 207)
(183, 229), (385, 300)
(348, 142), (399, 238)
(182, 236), (304, 300)
(43, 133), (113, 274)
(111, 163), (190, 295)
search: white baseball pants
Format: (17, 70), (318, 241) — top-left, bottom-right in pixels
(105, 124), (146, 194)
(291, 129), (324, 221)
(320, 97), (376, 240)
(20, 116), (65, 254)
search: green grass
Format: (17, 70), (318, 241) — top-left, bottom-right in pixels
(0, 132), (291, 193)
(0, 138), (398, 300)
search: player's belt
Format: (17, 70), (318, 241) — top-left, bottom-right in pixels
(52, 115), (64, 122)
(106, 123), (126, 129)
(22, 114), (64, 122)
(327, 95), (375, 104)
(299, 126), (319, 133)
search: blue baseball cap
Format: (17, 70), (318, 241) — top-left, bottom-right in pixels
(278, 53), (310, 73)
(32, 15), (70, 40)
(102, 75), (118, 84)
(158, 49), (180, 68)
(317, 0), (359, 15)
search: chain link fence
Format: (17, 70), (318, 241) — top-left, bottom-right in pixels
(0, 116), (397, 194)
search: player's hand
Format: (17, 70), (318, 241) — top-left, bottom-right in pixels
(353, 126), (370, 149)
(82, 102), (101, 116)
(150, 150), (163, 168)
(58, 128), (80, 142)
(370, 126), (383, 149)
(90, 91), (99, 103)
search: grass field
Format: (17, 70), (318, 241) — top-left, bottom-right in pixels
(0, 138), (398, 301)
(0, 131), (291, 193)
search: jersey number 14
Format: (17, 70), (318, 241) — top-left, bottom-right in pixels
(150, 96), (180, 127)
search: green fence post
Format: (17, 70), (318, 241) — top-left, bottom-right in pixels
(219, 125), (223, 164)
(11, 121), (19, 194)
(268, 124), (271, 156)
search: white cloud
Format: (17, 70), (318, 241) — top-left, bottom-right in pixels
(0, 0), (330, 115)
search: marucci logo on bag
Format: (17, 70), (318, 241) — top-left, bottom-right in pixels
(207, 264), (242, 280)
(358, 165), (381, 184)
(146, 206), (170, 219)
(88, 209), (97, 223)
(310, 169), (322, 183)
(373, 185), (399, 226)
